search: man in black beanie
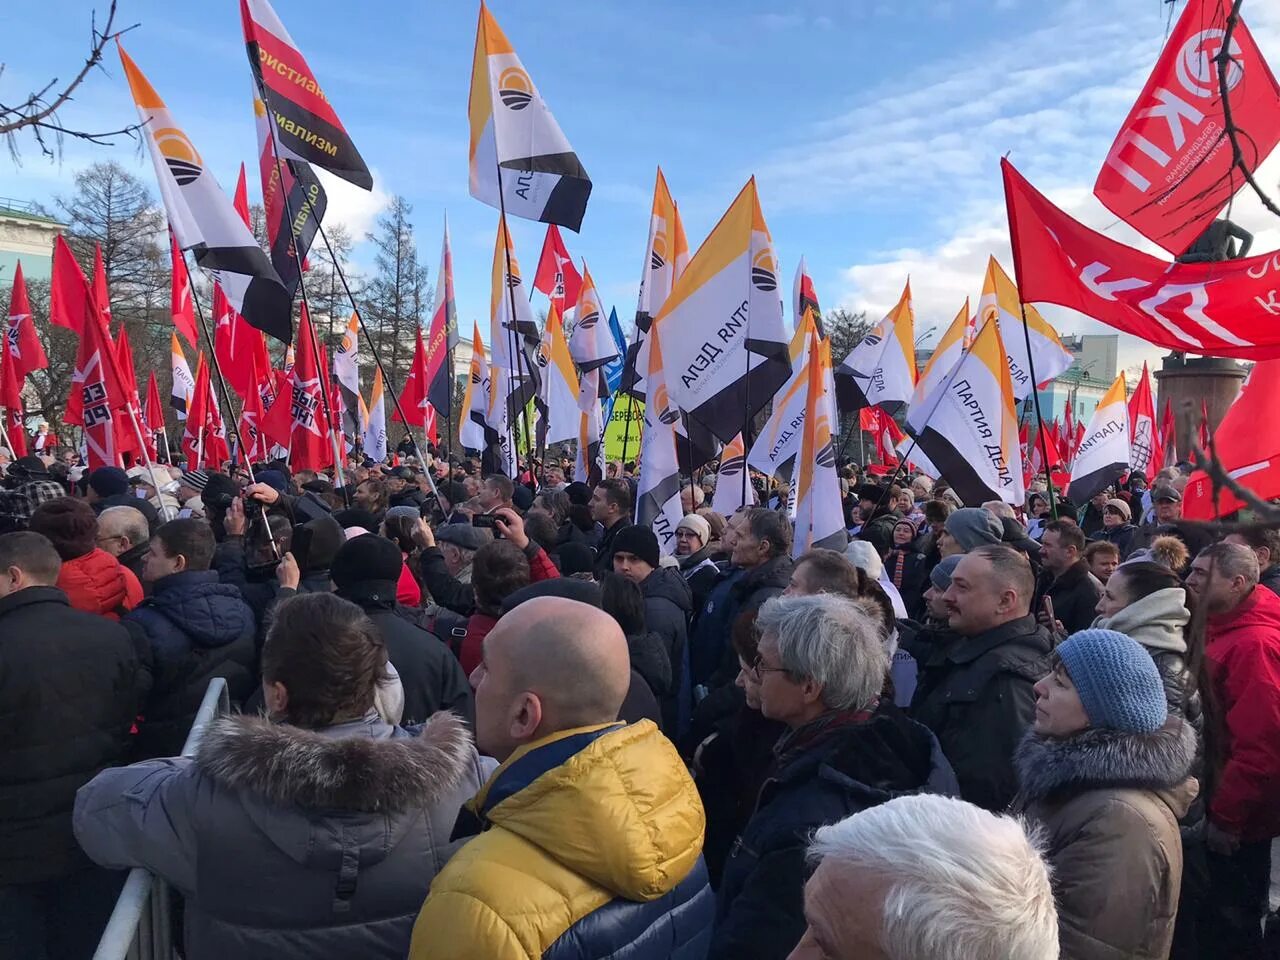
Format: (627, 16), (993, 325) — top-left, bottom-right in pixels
(611, 525), (693, 731)
(328, 533), (472, 725)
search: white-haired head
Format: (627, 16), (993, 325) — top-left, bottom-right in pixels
(806, 794), (1059, 960)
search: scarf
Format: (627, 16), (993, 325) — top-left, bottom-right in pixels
(773, 703), (879, 771)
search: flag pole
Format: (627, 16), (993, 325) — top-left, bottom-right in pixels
(492, 164), (538, 486)
(180, 254), (249, 471)
(1019, 304), (1058, 520)
(309, 221), (442, 503)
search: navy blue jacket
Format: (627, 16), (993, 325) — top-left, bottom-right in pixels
(126, 570), (256, 758)
(711, 702), (958, 960)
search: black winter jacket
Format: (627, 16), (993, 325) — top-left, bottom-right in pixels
(640, 567), (694, 731)
(0, 586), (143, 885)
(711, 703), (958, 959)
(335, 580), (474, 726)
(904, 614), (1052, 811)
(417, 545), (475, 616)
(126, 570), (257, 759)
(1036, 560), (1103, 636)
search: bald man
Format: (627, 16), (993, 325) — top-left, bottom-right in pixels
(409, 596), (714, 960)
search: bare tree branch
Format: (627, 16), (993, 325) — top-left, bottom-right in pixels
(0, 1), (142, 160)
(1218, 0), (1280, 220)
(1190, 440), (1280, 523)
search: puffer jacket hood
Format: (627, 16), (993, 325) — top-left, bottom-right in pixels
(147, 570), (256, 648)
(58, 547), (142, 619)
(641, 564), (694, 615)
(472, 720), (704, 901)
(1093, 587), (1189, 654)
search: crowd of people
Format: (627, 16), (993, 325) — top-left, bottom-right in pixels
(0, 442), (1277, 959)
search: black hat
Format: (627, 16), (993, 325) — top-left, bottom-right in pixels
(440, 481), (469, 506)
(502, 577), (602, 613)
(88, 466), (130, 499)
(390, 466), (416, 481)
(333, 508), (380, 534)
(332, 533), (403, 588)
(565, 481), (592, 506)
(612, 524), (660, 569)
(10, 455), (50, 480)
(512, 485), (534, 511)
(557, 542), (595, 577)
(856, 483), (883, 503)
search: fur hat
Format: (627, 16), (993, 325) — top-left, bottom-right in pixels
(1057, 629), (1167, 734)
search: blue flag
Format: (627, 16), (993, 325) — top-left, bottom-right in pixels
(602, 307), (628, 396)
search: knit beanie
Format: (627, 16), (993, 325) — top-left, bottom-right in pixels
(565, 481), (592, 506)
(844, 539), (883, 580)
(676, 513), (711, 546)
(929, 554), (963, 591)
(180, 470), (210, 492)
(1056, 629), (1167, 734)
(612, 524), (660, 569)
(88, 466), (130, 499)
(331, 533), (403, 589)
(254, 468), (289, 494)
(945, 507), (1003, 551)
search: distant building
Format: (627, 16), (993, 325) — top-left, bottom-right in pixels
(0, 198), (66, 289)
(1030, 333), (1119, 425)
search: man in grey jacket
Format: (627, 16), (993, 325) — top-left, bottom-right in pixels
(74, 592), (489, 960)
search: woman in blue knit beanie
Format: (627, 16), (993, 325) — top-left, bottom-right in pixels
(1012, 628), (1197, 960)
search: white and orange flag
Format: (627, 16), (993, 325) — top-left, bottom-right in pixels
(460, 322), (493, 451)
(748, 307), (831, 479)
(626, 166), (690, 402)
(713, 432), (756, 517)
(488, 214), (536, 476)
(636, 323), (684, 552)
(170, 333), (195, 421)
(978, 257), (1072, 400)
(913, 317), (1024, 507)
(907, 298), (969, 429)
(834, 280), (916, 414)
(468, 1), (590, 232)
(363, 366), (387, 462)
(1069, 374), (1130, 505)
(793, 324), (846, 556)
(653, 177), (790, 444)
(537, 303), (581, 444)
(568, 262), (617, 375)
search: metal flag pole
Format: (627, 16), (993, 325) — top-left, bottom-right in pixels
(1019, 304), (1059, 519)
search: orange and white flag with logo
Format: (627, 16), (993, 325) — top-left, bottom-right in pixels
(978, 257), (1072, 401)
(793, 325), (846, 556)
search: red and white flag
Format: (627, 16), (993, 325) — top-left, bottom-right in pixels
(144, 371), (165, 436)
(1127, 362), (1161, 477)
(1185, 360), (1280, 518)
(5, 261), (47, 381)
(64, 306), (131, 471)
(0, 354), (26, 458)
(1094, 0), (1280, 255)
(261, 306), (332, 470)
(170, 229), (200, 349)
(114, 325), (155, 462)
(533, 223), (582, 320)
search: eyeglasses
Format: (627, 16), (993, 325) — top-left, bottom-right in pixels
(749, 653), (790, 681)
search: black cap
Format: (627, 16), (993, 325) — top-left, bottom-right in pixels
(1151, 484), (1182, 503)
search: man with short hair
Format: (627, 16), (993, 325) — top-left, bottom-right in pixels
(96, 505), (152, 582)
(589, 477), (632, 577)
(1035, 519), (1102, 635)
(477, 474), (515, 514)
(409, 596), (712, 960)
(1185, 541), (1280, 955)
(1224, 524), (1280, 596)
(1083, 540), (1121, 584)
(792, 794), (1060, 960)
(126, 519), (257, 758)
(0, 531), (142, 959)
(1129, 482), (1214, 559)
(907, 544), (1052, 811)
(412, 519), (494, 616)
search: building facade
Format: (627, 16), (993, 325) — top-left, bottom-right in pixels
(0, 199), (66, 289)
(1029, 333), (1119, 425)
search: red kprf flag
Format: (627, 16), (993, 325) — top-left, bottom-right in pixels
(0, 354), (27, 458)
(114, 325), (154, 462)
(50, 236), (96, 334)
(1127, 361), (1161, 477)
(182, 354), (211, 468)
(1160, 398), (1178, 467)
(144, 371), (165, 435)
(170, 229), (200, 348)
(65, 306), (129, 470)
(92, 244), (112, 334)
(1094, 0), (1280, 255)
(285, 306), (332, 470)
(6, 262), (47, 379)
(533, 224), (582, 318)
(392, 326), (431, 430)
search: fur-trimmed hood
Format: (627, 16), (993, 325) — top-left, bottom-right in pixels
(1015, 720), (1197, 806)
(196, 710), (474, 814)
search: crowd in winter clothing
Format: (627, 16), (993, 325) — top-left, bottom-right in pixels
(1, 444), (1279, 960)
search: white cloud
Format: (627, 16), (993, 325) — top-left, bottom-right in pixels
(316, 167), (390, 242)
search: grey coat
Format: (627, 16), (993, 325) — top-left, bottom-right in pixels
(74, 710), (489, 960)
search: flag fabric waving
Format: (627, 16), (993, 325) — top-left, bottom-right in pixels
(835, 281), (916, 413)
(91, 245), (113, 334)
(1, 353), (27, 458)
(5, 262), (47, 381)
(533, 223), (582, 319)
(602, 308), (628, 397)
(64, 297), (130, 471)
(487, 215), (536, 475)
(468, 1), (591, 232)
(1184, 360), (1280, 518)
(50, 237), (95, 334)
(906, 298), (969, 429)
(568, 263), (617, 373)
(333, 311), (364, 442)
(460, 322), (495, 451)
(652, 178), (791, 444)
(170, 333), (195, 420)
(536, 304), (581, 444)
(363, 366), (388, 462)
(793, 325), (846, 556)
(284, 307), (331, 470)
(1128, 361), (1162, 477)
(712, 432), (756, 515)
(1159, 399), (1178, 468)
(793, 255), (822, 335)
(425, 215), (459, 427)
(240, 0), (371, 190)
(636, 321), (684, 551)
(1199, 399), (1211, 453)
(1093, 0), (1280, 255)
(120, 44), (291, 344)
(114, 326), (155, 462)
(182, 355), (212, 469)
(169, 229), (200, 349)
(913, 318), (1024, 506)
(1004, 159), (1280, 360)
(978, 257), (1073, 401)
(626, 167), (689, 403)
(748, 308), (826, 479)
(1069, 374), (1130, 504)
(144, 372), (165, 436)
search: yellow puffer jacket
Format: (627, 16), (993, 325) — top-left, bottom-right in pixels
(409, 720), (712, 960)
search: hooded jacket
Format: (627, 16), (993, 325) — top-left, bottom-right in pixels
(58, 547), (144, 620)
(0, 586), (141, 885)
(1204, 585), (1280, 841)
(1014, 722), (1198, 960)
(712, 703), (958, 959)
(409, 720), (713, 960)
(904, 614), (1052, 811)
(1093, 588), (1200, 731)
(74, 711), (488, 960)
(125, 570), (257, 758)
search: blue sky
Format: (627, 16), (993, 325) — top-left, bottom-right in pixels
(3, 0), (1279, 374)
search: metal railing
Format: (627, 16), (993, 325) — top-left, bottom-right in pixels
(92, 678), (231, 960)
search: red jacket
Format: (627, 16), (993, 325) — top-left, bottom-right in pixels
(1205, 585), (1280, 841)
(57, 548), (144, 621)
(458, 545), (560, 675)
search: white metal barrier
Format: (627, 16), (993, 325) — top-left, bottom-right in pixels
(91, 678), (230, 960)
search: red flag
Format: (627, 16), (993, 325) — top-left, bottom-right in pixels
(50, 236), (95, 334)
(0, 355), (27, 458)
(1063, 402), (1075, 450)
(1159, 398), (1178, 467)
(272, 306), (331, 470)
(144, 371), (165, 435)
(1185, 360), (1280, 518)
(1094, 0), (1280, 255)
(533, 224), (582, 318)
(1199, 398), (1211, 452)
(170, 229), (200, 348)
(1127, 362), (1161, 477)
(858, 407), (877, 431)
(1005, 158), (1280, 360)
(91, 244), (113, 334)
(237, 359), (269, 462)
(5, 262), (47, 379)
(875, 410), (905, 465)
(114, 325), (155, 462)
(182, 354), (210, 468)
(392, 326), (430, 428)
(65, 307), (129, 470)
